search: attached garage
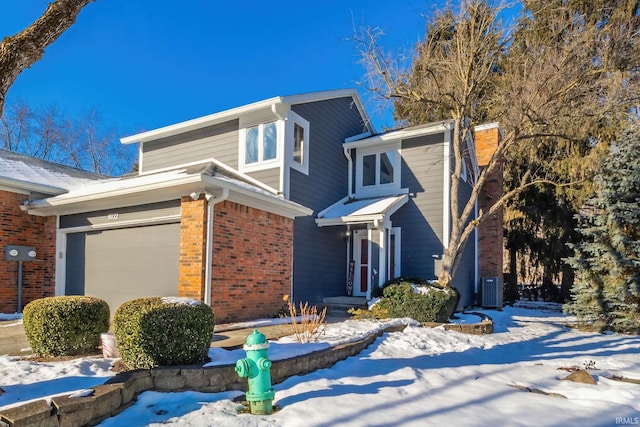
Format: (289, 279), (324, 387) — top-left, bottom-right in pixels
(59, 200), (182, 314)
(65, 222), (180, 314)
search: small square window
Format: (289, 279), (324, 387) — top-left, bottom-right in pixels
(243, 121), (278, 166)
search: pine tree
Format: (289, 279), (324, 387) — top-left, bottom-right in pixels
(566, 125), (640, 334)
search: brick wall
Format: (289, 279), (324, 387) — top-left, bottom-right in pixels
(0, 190), (56, 313)
(178, 198), (294, 323)
(211, 201), (293, 323)
(178, 196), (207, 300)
(474, 126), (504, 284)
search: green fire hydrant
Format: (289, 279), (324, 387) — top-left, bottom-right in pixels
(235, 329), (275, 415)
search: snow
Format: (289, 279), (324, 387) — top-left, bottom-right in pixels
(0, 313), (22, 321)
(1, 302), (640, 426)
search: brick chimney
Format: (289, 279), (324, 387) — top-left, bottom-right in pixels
(473, 123), (504, 295)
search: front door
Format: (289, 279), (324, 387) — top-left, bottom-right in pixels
(353, 230), (370, 297)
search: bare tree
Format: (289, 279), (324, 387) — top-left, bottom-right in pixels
(356, 0), (640, 287)
(0, 102), (134, 175)
(0, 0), (94, 116)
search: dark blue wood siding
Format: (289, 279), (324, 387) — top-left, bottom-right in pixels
(289, 97), (369, 304)
(392, 133), (446, 281)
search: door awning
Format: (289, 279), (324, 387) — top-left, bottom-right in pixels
(315, 194), (408, 227)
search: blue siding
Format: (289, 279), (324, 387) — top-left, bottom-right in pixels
(289, 97), (369, 304)
(392, 133), (446, 280)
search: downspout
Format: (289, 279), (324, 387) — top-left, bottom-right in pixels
(204, 188), (229, 306)
(343, 147), (353, 197)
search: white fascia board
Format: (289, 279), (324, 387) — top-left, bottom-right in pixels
(22, 174), (203, 216)
(120, 97), (283, 145)
(0, 177), (67, 196)
(343, 122), (453, 150)
(473, 122), (501, 134)
(202, 174), (312, 218)
(316, 214), (384, 227)
(121, 88), (374, 146)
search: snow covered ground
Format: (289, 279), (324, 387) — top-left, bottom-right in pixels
(2, 302), (640, 426)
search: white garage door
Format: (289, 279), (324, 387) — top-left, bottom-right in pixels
(66, 222), (180, 315)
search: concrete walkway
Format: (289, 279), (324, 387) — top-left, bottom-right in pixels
(0, 314), (349, 357)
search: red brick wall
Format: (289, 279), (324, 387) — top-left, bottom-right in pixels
(211, 201), (293, 323)
(178, 196), (207, 300)
(474, 126), (504, 283)
(0, 190), (56, 313)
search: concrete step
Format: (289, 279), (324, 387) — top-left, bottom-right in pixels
(322, 296), (368, 317)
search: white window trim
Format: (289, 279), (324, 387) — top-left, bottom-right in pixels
(354, 143), (401, 198)
(239, 120), (283, 173)
(287, 111), (310, 175)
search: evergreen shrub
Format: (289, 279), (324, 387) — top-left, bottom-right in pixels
(23, 296), (110, 357)
(377, 282), (459, 323)
(113, 297), (215, 369)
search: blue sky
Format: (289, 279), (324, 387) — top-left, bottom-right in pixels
(1, 1), (445, 139)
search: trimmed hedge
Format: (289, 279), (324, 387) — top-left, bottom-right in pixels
(113, 297), (215, 369)
(376, 282), (459, 323)
(23, 296), (110, 357)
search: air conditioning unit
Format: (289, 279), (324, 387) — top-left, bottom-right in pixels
(481, 277), (503, 308)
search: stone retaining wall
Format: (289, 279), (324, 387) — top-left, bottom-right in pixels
(0, 324), (405, 427)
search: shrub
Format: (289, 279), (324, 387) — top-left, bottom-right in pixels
(376, 282), (459, 323)
(281, 294), (326, 343)
(113, 297), (215, 369)
(23, 296), (110, 357)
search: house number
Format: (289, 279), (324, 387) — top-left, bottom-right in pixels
(107, 213), (119, 220)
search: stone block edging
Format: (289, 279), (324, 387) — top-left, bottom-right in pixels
(424, 312), (494, 335)
(0, 324), (406, 427)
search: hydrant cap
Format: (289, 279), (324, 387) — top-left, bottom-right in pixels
(246, 328), (267, 346)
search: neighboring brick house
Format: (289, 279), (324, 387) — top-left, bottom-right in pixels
(0, 150), (102, 313)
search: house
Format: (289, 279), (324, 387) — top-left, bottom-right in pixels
(316, 120), (503, 308)
(0, 150), (103, 314)
(3, 89), (503, 321)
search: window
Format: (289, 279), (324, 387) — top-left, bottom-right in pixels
(288, 111), (310, 175)
(362, 151), (395, 187)
(355, 145), (401, 197)
(293, 123), (304, 165)
(244, 121), (278, 165)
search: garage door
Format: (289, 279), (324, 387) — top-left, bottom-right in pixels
(65, 222), (180, 314)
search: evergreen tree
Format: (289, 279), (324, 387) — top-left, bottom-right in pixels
(566, 125), (640, 334)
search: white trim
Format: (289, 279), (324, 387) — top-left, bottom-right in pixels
(0, 177), (66, 196)
(474, 199), (479, 297)
(473, 122), (501, 133)
(389, 227), (401, 280)
(343, 121), (453, 150)
(353, 229), (370, 297)
(443, 129), (451, 248)
(55, 216), (65, 297)
(238, 120), (282, 173)
(121, 88), (374, 145)
(378, 228), (386, 288)
(287, 111), (310, 175)
(354, 143), (402, 199)
(344, 131), (372, 143)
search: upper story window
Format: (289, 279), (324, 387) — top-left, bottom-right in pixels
(362, 151), (395, 186)
(293, 123), (304, 165)
(245, 121), (278, 165)
(356, 145), (401, 197)
(288, 111), (310, 175)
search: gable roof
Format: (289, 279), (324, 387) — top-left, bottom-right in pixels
(120, 89), (374, 145)
(0, 149), (104, 195)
